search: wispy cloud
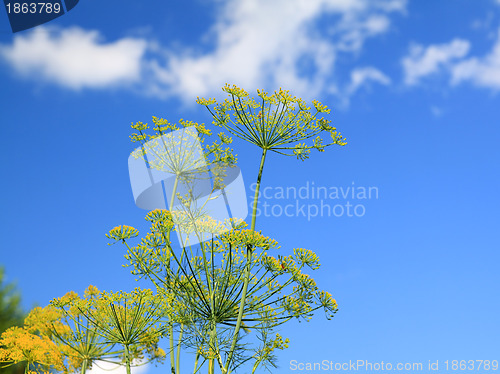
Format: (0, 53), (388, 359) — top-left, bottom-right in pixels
(0, 0), (405, 104)
(347, 67), (391, 95)
(401, 26), (500, 91)
(0, 27), (148, 89)
(148, 0), (404, 103)
(401, 39), (470, 85)
(451, 28), (500, 90)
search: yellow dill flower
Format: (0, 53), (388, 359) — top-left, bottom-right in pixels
(0, 327), (64, 371)
(106, 225), (139, 242)
(220, 229), (279, 250)
(198, 84), (347, 160)
(84, 285), (100, 298)
(24, 306), (66, 337)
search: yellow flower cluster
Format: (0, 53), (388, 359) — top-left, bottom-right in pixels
(24, 306), (70, 338)
(130, 133), (147, 142)
(131, 121), (149, 131)
(130, 121), (149, 143)
(275, 88), (296, 103)
(198, 83), (347, 163)
(141, 232), (167, 248)
(53, 290), (78, 306)
(255, 89), (277, 104)
(311, 99), (331, 113)
(196, 346), (217, 360)
(0, 327), (64, 372)
(220, 229), (279, 250)
(179, 118), (211, 136)
(222, 83), (249, 98)
(283, 296), (312, 319)
(195, 96), (216, 106)
(151, 116), (179, 133)
(294, 272), (317, 290)
(319, 291), (338, 312)
(260, 255), (284, 274)
(154, 347), (166, 359)
(266, 333), (290, 353)
(294, 248), (321, 270)
(192, 216), (228, 236)
(84, 285), (100, 298)
(106, 225), (139, 242)
(217, 132), (232, 144)
(146, 209), (173, 225)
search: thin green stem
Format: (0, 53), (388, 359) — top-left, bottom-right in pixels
(124, 344), (132, 374)
(175, 324), (183, 374)
(250, 148), (267, 231)
(225, 148), (267, 372)
(193, 351), (200, 374)
(169, 324), (175, 374)
(167, 175), (179, 242)
(81, 359), (88, 374)
(208, 321), (216, 374)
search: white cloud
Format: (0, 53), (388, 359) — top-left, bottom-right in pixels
(147, 0), (405, 103)
(0, 26), (148, 89)
(86, 360), (148, 374)
(332, 14), (392, 52)
(378, 0), (408, 12)
(335, 66), (390, 107)
(0, 0), (406, 103)
(347, 66), (391, 94)
(451, 28), (500, 90)
(402, 39), (470, 85)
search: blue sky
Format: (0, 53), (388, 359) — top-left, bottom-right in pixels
(1, 0), (500, 373)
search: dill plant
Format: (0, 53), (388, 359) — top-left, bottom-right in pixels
(109, 85), (346, 373)
(197, 84), (346, 372)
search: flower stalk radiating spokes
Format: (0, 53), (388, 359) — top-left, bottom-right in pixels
(198, 84), (346, 371)
(52, 287), (166, 374)
(48, 287), (120, 374)
(114, 211), (338, 373)
(197, 84), (346, 160)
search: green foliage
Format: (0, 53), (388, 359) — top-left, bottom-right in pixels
(0, 267), (25, 374)
(0, 267), (24, 339)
